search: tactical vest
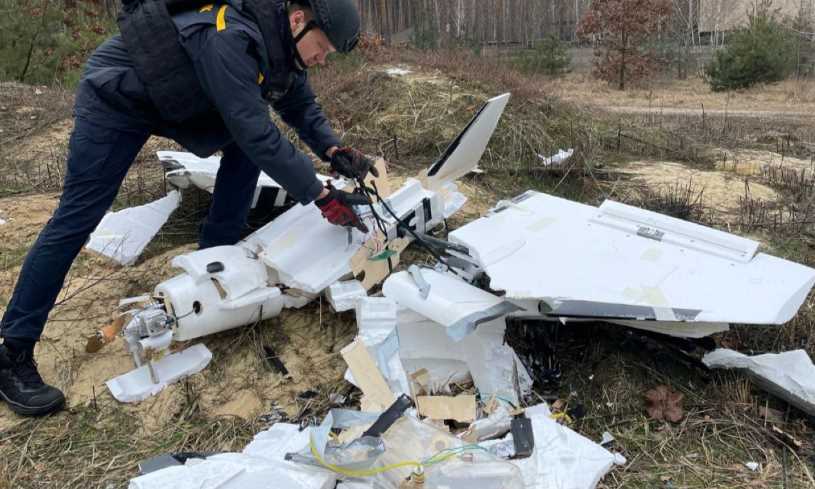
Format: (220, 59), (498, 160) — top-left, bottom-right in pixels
(118, 0), (296, 123)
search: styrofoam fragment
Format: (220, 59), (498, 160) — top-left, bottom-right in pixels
(128, 460), (243, 489)
(383, 268), (521, 341)
(507, 404), (622, 489)
(345, 299), (409, 396)
(106, 344), (212, 403)
(87, 191), (181, 266)
(703, 349), (815, 415)
(243, 423), (310, 461)
(537, 148), (574, 166)
(396, 314), (532, 405)
(326, 280), (367, 312)
(130, 423), (335, 489)
(385, 67), (411, 76)
(355, 297), (398, 336)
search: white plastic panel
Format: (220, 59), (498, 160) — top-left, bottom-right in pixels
(106, 344), (212, 403)
(159, 151), (284, 191)
(383, 269), (521, 340)
(248, 180), (445, 294)
(592, 200), (759, 263)
(87, 191), (181, 266)
(156, 273), (284, 341)
(396, 313), (532, 405)
(424, 93), (511, 189)
(450, 191), (815, 325)
(703, 349), (815, 415)
(171, 246), (268, 299)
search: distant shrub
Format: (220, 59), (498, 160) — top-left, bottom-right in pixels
(0, 0), (115, 86)
(705, 11), (796, 91)
(514, 36), (572, 76)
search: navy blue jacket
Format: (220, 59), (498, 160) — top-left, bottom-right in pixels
(74, 2), (340, 204)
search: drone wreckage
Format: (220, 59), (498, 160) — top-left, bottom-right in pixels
(82, 93), (815, 489)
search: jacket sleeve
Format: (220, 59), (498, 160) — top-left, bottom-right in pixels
(273, 71), (341, 161)
(192, 30), (324, 204)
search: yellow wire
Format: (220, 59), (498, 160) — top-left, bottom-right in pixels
(309, 436), (423, 478)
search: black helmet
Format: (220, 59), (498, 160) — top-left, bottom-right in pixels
(300, 0), (360, 53)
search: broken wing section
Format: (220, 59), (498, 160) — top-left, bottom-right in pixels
(421, 93), (510, 190)
(86, 190), (181, 266)
(449, 191), (815, 327)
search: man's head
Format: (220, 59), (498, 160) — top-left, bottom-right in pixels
(287, 0), (360, 69)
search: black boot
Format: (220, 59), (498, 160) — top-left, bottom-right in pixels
(0, 343), (65, 416)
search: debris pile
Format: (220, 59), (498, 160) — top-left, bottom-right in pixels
(74, 90), (815, 488)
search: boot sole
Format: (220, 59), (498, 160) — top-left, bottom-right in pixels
(0, 389), (65, 416)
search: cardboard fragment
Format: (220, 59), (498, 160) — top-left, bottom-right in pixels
(350, 233), (410, 290)
(416, 395), (477, 423)
(409, 368), (431, 397)
(341, 340), (395, 411)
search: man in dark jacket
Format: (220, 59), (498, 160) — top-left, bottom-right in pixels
(0, 0), (376, 416)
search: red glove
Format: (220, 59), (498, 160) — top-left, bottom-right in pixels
(315, 186), (370, 233)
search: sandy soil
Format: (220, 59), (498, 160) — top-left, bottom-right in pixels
(620, 160), (779, 215)
(546, 73), (815, 115)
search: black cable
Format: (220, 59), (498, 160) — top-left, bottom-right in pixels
(363, 180), (452, 269)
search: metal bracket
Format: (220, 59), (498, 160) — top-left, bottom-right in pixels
(408, 265), (431, 300)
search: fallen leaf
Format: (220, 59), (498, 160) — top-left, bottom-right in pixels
(645, 385), (685, 423)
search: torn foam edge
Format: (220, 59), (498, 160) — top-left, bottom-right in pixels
(396, 312), (533, 405)
(383, 269), (522, 341)
(326, 280), (367, 312)
(87, 190), (181, 266)
(107, 343), (212, 403)
(479, 403), (624, 489)
(703, 348), (815, 416)
(537, 148), (574, 167)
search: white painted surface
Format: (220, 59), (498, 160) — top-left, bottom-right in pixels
(450, 191), (815, 325)
(248, 179), (444, 294)
(158, 151), (301, 191)
(326, 280), (367, 312)
(107, 344), (212, 403)
(537, 148), (574, 166)
(507, 405), (622, 489)
(87, 191), (181, 266)
(703, 349), (815, 415)
(129, 432), (335, 489)
(383, 268), (519, 340)
(397, 313), (532, 405)
(424, 93), (511, 189)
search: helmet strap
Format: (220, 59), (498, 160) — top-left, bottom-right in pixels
(292, 19), (318, 70)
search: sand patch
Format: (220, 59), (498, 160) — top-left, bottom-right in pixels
(621, 160), (778, 215)
(9, 118), (73, 167)
(0, 193), (59, 249)
(715, 148), (815, 177)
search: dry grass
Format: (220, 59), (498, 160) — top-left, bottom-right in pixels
(0, 48), (814, 489)
(544, 72), (815, 114)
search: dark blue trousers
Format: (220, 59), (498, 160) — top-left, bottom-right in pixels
(1, 117), (260, 343)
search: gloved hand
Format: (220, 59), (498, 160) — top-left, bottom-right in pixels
(315, 185), (370, 233)
(329, 147), (379, 181)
